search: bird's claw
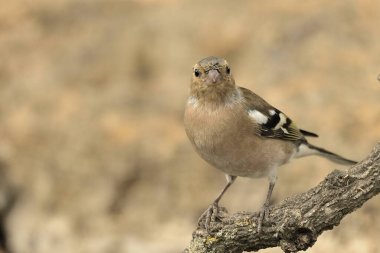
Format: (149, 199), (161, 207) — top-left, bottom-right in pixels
(257, 204), (269, 232)
(197, 202), (220, 231)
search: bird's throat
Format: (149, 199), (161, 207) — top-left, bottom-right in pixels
(191, 85), (241, 108)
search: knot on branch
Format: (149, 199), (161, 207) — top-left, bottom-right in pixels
(324, 170), (355, 188)
(279, 227), (316, 253)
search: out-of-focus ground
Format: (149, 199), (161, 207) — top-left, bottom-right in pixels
(0, 1), (379, 252)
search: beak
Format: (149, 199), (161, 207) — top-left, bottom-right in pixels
(207, 69), (221, 83)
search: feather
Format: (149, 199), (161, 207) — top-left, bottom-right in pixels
(240, 87), (306, 142)
(300, 129), (319, 138)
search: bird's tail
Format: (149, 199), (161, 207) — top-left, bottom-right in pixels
(295, 143), (357, 166)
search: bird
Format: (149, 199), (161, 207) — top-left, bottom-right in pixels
(184, 56), (357, 232)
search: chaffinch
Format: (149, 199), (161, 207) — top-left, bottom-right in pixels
(184, 56), (357, 232)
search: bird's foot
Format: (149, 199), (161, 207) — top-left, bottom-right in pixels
(257, 203), (270, 232)
(197, 202), (220, 232)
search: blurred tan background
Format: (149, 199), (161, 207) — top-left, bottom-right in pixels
(0, 1), (379, 253)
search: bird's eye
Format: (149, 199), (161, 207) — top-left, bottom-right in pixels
(226, 66), (231, 75)
(194, 69), (201, 77)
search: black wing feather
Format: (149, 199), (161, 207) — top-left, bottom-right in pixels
(300, 129), (319, 138)
(239, 87), (313, 142)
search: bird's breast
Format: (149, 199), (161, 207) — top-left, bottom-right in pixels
(184, 102), (295, 178)
(184, 102), (250, 152)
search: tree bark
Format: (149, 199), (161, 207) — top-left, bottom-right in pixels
(184, 142), (380, 253)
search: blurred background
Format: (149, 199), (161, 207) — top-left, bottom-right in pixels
(0, 1), (379, 252)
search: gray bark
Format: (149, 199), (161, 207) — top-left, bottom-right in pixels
(184, 142), (380, 253)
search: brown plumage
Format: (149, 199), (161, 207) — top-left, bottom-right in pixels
(184, 56), (357, 232)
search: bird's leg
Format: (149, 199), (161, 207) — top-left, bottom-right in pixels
(198, 175), (237, 230)
(257, 178), (276, 232)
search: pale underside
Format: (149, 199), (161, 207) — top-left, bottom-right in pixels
(184, 96), (296, 180)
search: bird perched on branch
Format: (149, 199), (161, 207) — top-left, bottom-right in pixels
(184, 56), (357, 232)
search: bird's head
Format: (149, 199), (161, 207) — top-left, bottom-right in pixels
(190, 56), (236, 102)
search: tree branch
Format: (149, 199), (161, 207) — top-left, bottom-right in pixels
(184, 142), (380, 253)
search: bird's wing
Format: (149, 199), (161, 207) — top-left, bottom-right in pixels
(239, 87), (317, 142)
